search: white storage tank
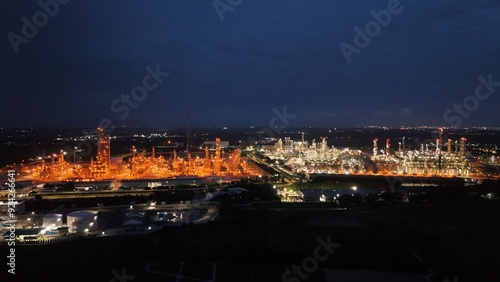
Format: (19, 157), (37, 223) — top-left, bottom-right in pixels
(67, 210), (98, 234)
(42, 213), (63, 228)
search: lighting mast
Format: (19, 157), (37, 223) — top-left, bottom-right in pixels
(186, 112), (190, 154)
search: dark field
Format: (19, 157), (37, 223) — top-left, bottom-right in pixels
(2, 200), (500, 281)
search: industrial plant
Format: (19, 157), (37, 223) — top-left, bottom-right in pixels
(259, 130), (471, 178)
(29, 127), (262, 182)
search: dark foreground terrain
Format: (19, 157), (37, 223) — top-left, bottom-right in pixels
(2, 200), (500, 282)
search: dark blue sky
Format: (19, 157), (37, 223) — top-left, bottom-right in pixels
(1, 0), (500, 128)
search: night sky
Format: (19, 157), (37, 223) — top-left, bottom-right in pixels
(1, 0), (500, 128)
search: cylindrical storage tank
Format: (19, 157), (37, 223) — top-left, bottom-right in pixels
(67, 210), (98, 234)
(42, 213), (63, 228)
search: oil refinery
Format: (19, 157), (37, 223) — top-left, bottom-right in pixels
(28, 127), (263, 183)
(258, 131), (472, 178)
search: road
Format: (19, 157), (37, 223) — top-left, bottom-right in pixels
(246, 153), (299, 183)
